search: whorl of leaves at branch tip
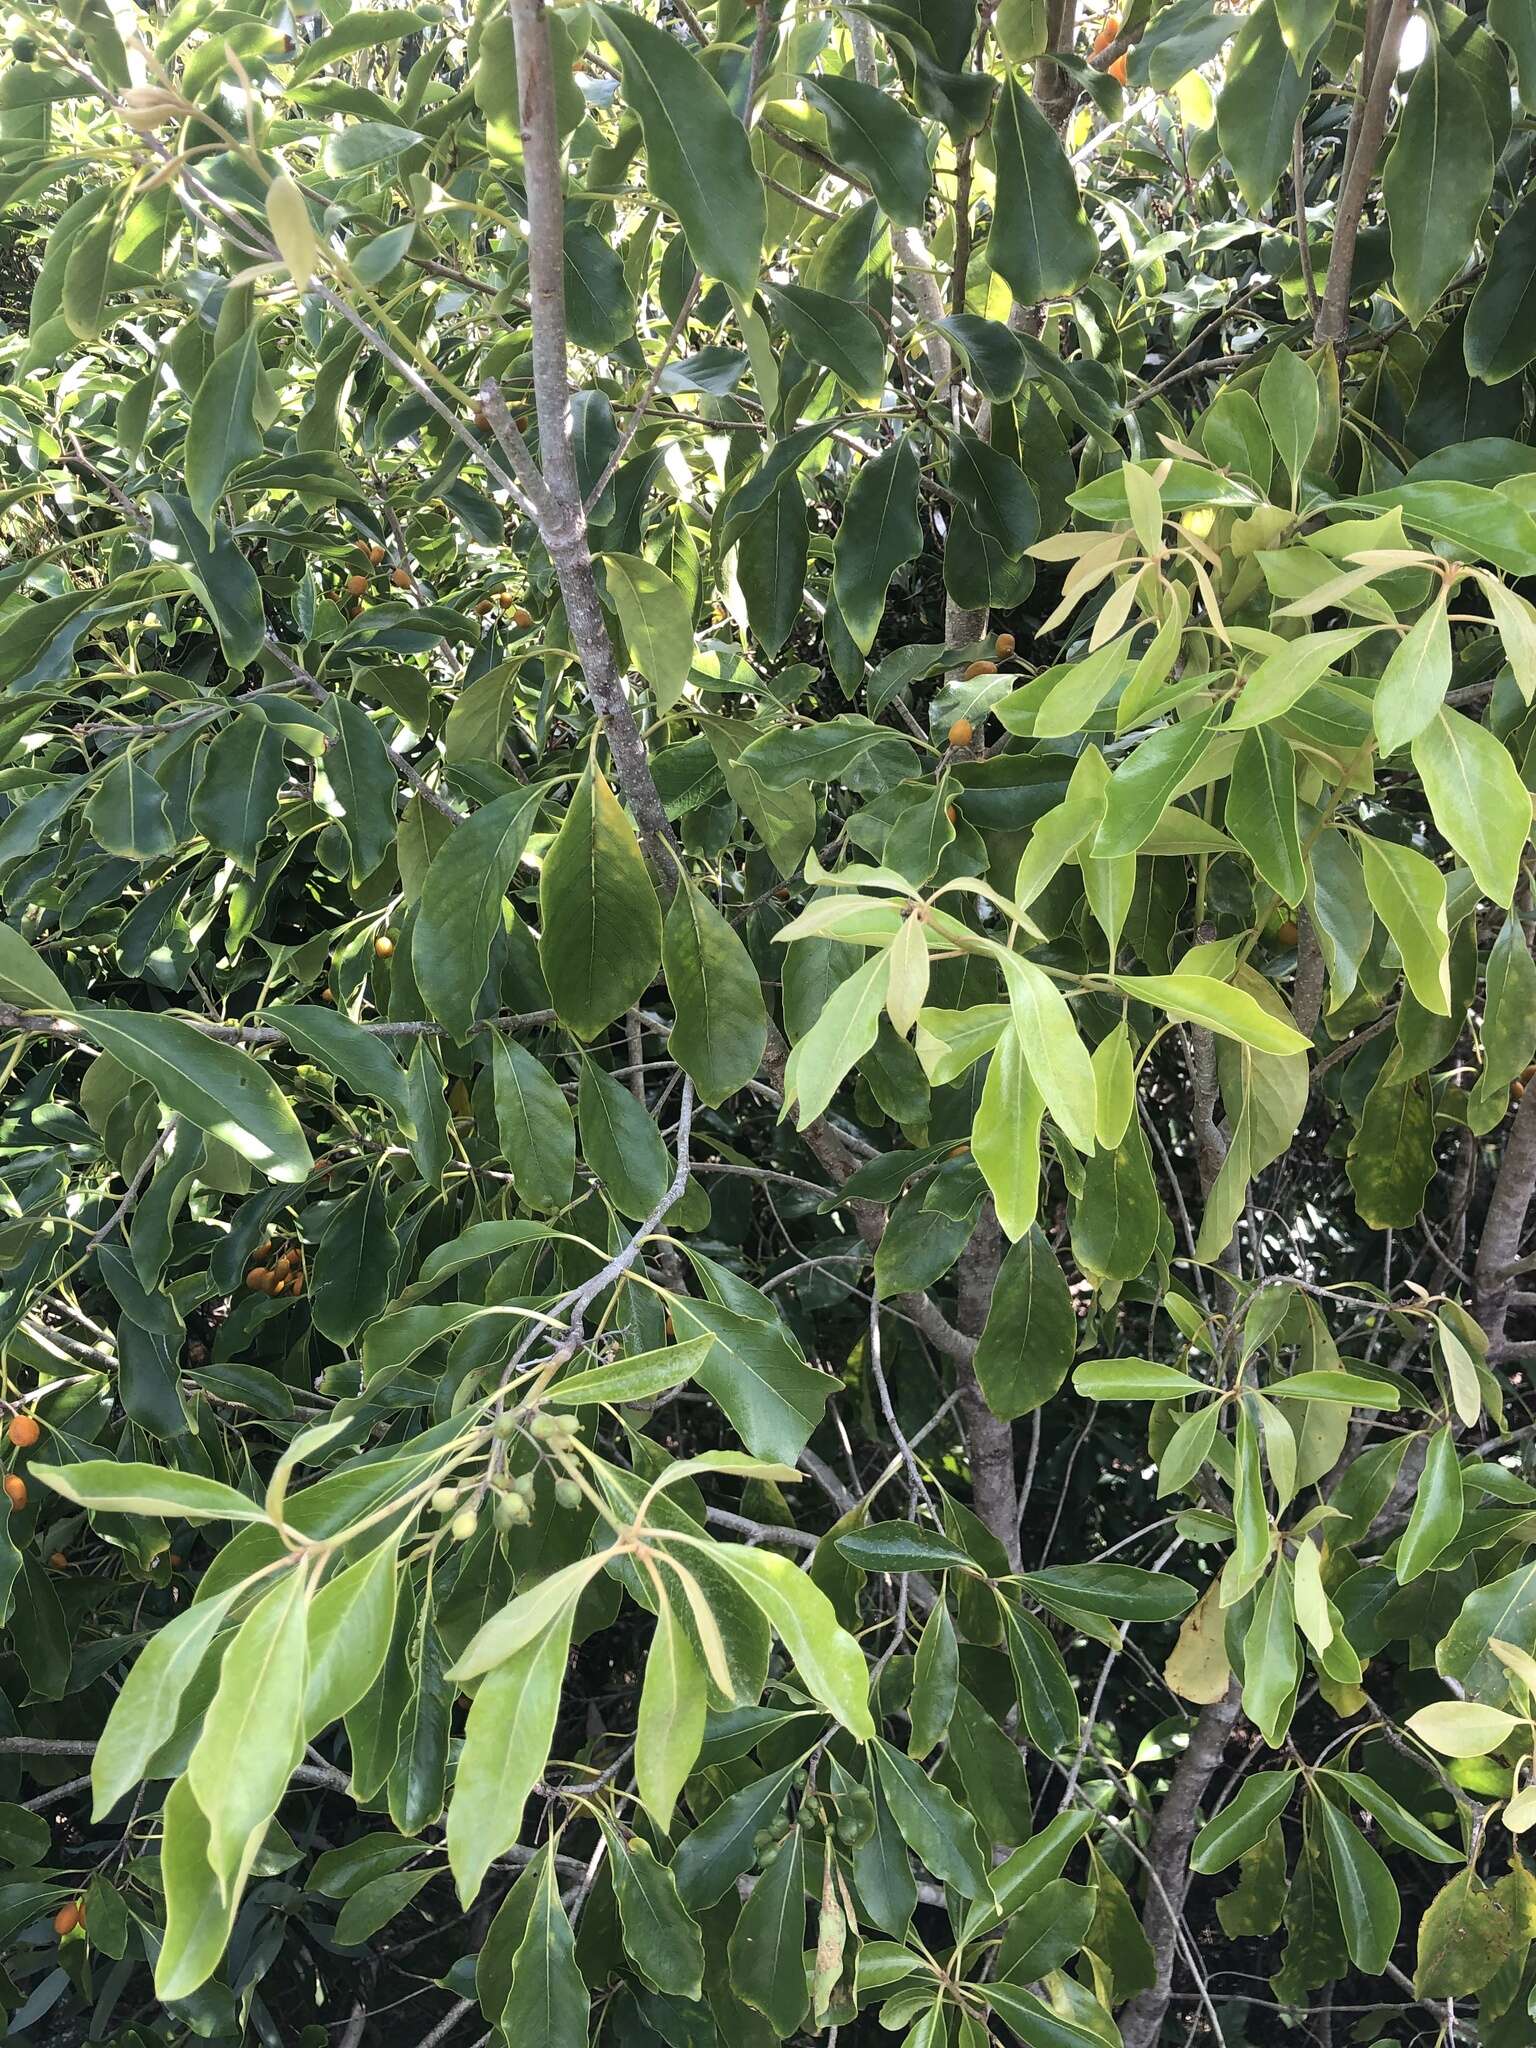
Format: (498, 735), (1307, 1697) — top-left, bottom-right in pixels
(4, 0), (1536, 2042)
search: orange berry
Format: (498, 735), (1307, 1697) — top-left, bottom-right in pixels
(995, 632), (1016, 658)
(3, 1475), (27, 1511)
(344, 574), (368, 596)
(497, 590), (515, 609)
(289, 1271), (304, 1297)
(475, 598), (492, 616)
(945, 804), (957, 822)
(962, 659), (997, 680)
(273, 1254), (293, 1280)
(247, 1266), (272, 1292)
(355, 540), (373, 559)
(48, 1550), (67, 1570)
(273, 1279), (287, 1297)
(254, 1240), (273, 1260)
(514, 413), (528, 431)
(473, 405), (491, 431)
(512, 605), (534, 629)
(948, 717), (975, 746)
(375, 933), (395, 959)
(7, 1414), (40, 1449)
(1109, 51), (1129, 81)
(322, 988), (336, 1003)
(368, 545), (384, 565)
(390, 567), (412, 589)
(53, 1903), (82, 1938)
(1276, 918), (1299, 947)
(1090, 13), (1119, 56)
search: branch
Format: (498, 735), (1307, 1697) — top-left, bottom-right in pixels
(1314, 0), (1413, 351)
(1117, 1682), (1244, 2048)
(498, 0), (676, 878)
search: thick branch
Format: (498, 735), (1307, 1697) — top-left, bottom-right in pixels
(501, 0), (676, 875)
(1117, 1682), (1243, 2048)
(1314, 0), (1412, 351)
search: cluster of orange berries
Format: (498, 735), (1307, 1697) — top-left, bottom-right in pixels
(946, 634), (1017, 749)
(246, 1240), (305, 1299)
(53, 1900), (85, 1939)
(475, 591), (535, 626)
(3, 1412), (40, 1512)
(342, 541), (413, 614)
(1090, 13), (1130, 79)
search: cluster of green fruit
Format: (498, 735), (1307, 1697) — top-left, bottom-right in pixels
(429, 1411), (585, 1539)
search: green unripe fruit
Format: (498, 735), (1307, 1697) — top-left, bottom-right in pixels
(451, 1508), (478, 1541)
(492, 1410), (516, 1440)
(530, 1413), (558, 1440)
(554, 1477), (582, 1510)
(496, 1490), (531, 1528)
(12, 35), (37, 61)
(752, 1827), (774, 1851)
(430, 1487), (458, 1515)
(513, 1469), (537, 1499)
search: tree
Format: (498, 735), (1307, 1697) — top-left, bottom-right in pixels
(1, 0), (1536, 2039)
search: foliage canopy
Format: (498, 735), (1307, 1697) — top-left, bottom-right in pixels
(3, 0), (1536, 2041)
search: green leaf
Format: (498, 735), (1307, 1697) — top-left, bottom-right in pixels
(1258, 345), (1321, 491)
(309, 1176), (398, 1346)
(672, 1761), (803, 1909)
(635, 1597), (706, 1831)
(602, 552), (694, 714)
(973, 1224), (1075, 1420)
(1216, 0), (1309, 211)
(539, 759), (662, 1040)
(1383, 39), (1494, 328)
(661, 871), (767, 1105)
(261, 1003), (416, 1138)
(995, 951), (1097, 1153)
(1228, 727), (1304, 902)
(972, 1019), (1045, 1239)
(1228, 627), (1375, 728)
(1466, 191), (1536, 383)
(1020, 1563), (1196, 1623)
(783, 945), (890, 1125)
(1314, 1793), (1400, 1977)
(594, 4), (765, 295)
(1396, 1426), (1464, 1583)
(185, 1568), (309, 1891)
(988, 76), (1098, 304)
(414, 785), (544, 1040)
(1354, 831), (1450, 1013)
(1375, 593), (1452, 755)
(831, 437), (924, 653)
(488, 1034), (576, 1213)
(1319, 1770), (1461, 1864)
(555, 1335), (715, 1406)
(446, 1603), (576, 1905)
(1190, 1772), (1296, 1874)
(86, 748), (174, 860)
(710, 1545), (874, 1738)
(146, 492), (266, 668)
(670, 1294), (832, 1464)
(303, 1537), (401, 1738)
(801, 74), (930, 226)
(1113, 973), (1310, 1055)
(1094, 705), (1220, 855)
(1414, 1868), (1521, 1996)
(1071, 1120), (1162, 1283)
(155, 1775), (244, 2001)
(764, 281), (887, 401)
(30, 1459), (262, 1523)
(606, 1826), (705, 2000)
(500, 1844), (589, 2046)
(727, 1822), (808, 2036)
(74, 1007), (312, 1182)
(873, 1739), (989, 1897)
(187, 328), (264, 535)
(1001, 1602), (1080, 1753)
(0, 921), (72, 1013)
(319, 695), (399, 885)
(1072, 1359), (1208, 1400)
(834, 1522), (977, 1572)
(92, 1587), (240, 1819)
(190, 713), (286, 870)
(578, 1055), (670, 1219)
(1411, 706), (1531, 906)
(908, 1598), (959, 1760)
